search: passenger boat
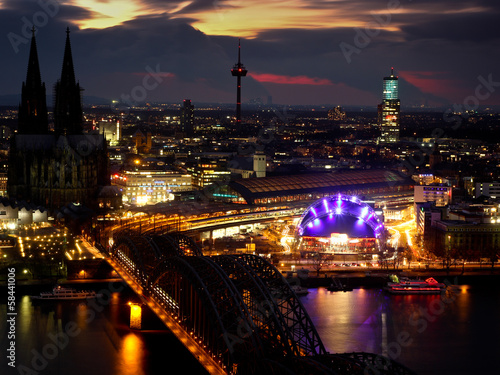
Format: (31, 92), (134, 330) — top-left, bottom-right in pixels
(384, 275), (447, 295)
(327, 278), (353, 292)
(31, 285), (102, 300)
(290, 285), (309, 296)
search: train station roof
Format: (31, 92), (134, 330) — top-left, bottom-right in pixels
(229, 169), (411, 204)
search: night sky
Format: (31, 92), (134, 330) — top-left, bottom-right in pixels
(1, 0), (500, 107)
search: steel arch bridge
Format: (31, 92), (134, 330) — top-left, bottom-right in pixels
(107, 232), (414, 375)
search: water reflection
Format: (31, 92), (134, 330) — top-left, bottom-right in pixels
(300, 284), (500, 375)
(302, 287), (388, 353)
(117, 333), (146, 375)
(1, 281), (499, 375)
(1, 286), (209, 375)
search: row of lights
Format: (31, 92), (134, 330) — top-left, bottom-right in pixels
(118, 255), (226, 370)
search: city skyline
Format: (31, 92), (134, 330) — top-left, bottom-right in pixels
(0, 0), (499, 107)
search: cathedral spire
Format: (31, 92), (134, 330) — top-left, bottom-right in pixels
(18, 27), (48, 134)
(60, 27), (76, 87)
(54, 27), (83, 135)
(26, 27), (42, 89)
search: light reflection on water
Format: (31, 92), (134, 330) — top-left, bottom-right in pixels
(301, 287), (389, 353)
(300, 285), (500, 375)
(118, 333), (146, 375)
(0, 286), (208, 375)
(2, 284), (499, 375)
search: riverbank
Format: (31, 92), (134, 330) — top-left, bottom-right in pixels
(2, 265), (498, 293)
(290, 267), (500, 289)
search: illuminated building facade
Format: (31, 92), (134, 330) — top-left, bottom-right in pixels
(98, 120), (121, 146)
(0, 172), (7, 197)
(383, 205), (412, 221)
(187, 161), (231, 189)
(412, 173), (436, 186)
(378, 68), (400, 143)
(0, 197), (48, 228)
(111, 170), (191, 205)
(414, 185), (451, 207)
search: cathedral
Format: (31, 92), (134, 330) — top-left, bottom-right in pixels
(7, 28), (109, 211)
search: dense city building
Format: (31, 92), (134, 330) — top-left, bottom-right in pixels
(327, 106), (346, 121)
(179, 99), (194, 137)
(228, 151), (266, 178)
(475, 181), (500, 199)
(98, 120), (121, 146)
(0, 197), (48, 228)
(431, 219), (500, 259)
(414, 184), (452, 207)
(187, 159), (231, 189)
(416, 202), (443, 243)
(111, 169), (191, 205)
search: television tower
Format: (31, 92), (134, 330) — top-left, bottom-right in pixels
(231, 39), (247, 127)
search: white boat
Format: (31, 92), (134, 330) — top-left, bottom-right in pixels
(384, 275), (447, 295)
(290, 285), (309, 296)
(31, 285), (102, 300)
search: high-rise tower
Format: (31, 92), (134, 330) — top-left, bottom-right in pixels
(18, 27), (48, 135)
(378, 67), (400, 143)
(54, 27), (83, 135)
(180, 99), (194, 137)
(230, 39), (247, 127)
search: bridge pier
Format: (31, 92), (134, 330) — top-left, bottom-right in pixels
(128, 302), (142, 330)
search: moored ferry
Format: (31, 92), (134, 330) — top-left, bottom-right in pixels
(385, 275), (447, 295)
(290, 284), (310, 296)
(31, 285), (102, 300)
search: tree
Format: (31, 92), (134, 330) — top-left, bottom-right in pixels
(312, 252), (325, 277)
(404, 246), (415, 269)
(484, 246), (499, 271)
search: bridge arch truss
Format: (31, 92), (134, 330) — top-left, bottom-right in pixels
(108, 232), (415, 375)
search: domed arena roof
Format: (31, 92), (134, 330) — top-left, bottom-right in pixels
(296, 194), (384, 238)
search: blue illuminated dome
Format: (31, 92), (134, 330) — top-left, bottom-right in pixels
(296, 194), (384, 239)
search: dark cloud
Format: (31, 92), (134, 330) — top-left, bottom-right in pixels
(138, 0), (236, 14)
(1, 0), (500, 106)
(1, 0), (102, 21)
(401, 12), (500, 42)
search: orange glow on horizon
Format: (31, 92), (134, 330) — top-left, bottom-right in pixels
(399, 70), (467, 101)
(68, 0), (404, 37)
(249, 72), (333, 86)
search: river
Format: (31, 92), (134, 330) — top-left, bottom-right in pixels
(1, 280), (499, 374)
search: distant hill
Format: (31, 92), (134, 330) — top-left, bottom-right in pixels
(0, 94), (20, 106)
(0, 94), (111, 107)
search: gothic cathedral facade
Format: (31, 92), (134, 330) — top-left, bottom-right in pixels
(7, 28), (109, 211)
